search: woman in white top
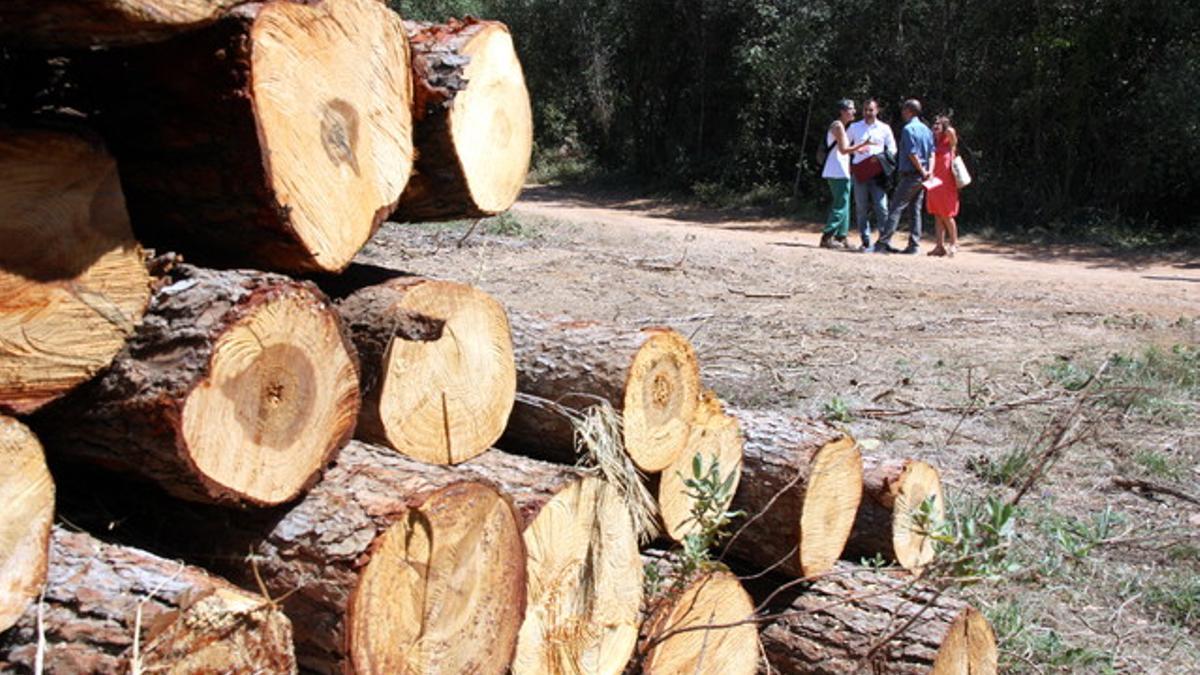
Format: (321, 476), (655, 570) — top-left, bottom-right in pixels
(820, 99), (873, 249)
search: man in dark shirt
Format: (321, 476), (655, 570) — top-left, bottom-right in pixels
(877, 99), (934, 254)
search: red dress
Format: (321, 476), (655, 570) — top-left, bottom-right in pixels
(926, 133), (960, 217)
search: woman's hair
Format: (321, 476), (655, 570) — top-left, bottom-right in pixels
(934, 113), (954, 130)
(836, 99), (855, 113)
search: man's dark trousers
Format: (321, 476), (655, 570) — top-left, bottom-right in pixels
(878, 172), (924, 250)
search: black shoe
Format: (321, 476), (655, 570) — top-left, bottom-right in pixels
(819, 232), (835, 249)
(875, 243), (900, 254)
(902, 245), (920, 255)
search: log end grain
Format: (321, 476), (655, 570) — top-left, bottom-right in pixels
(623, 328), (701, 472)
(0, 417), (54, 632)
(513, 476), (642, 674)
(641, 570), (759, 675)
(0, 129), (150, 415)
(889, 460), (944, 571)
(931, 606), (1000, 675)
(658, 391), (744, 542)
(799, 434), (864, 577)
(178, 281), (360, 505)
(360, 278), (516, 464)
(248, 0), (414, 272)
(346, 480), (526, 674)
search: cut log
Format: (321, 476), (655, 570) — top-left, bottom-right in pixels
(756, 565), (999, 674)
(0, 417), (54, 633)
(456, 450), (642, 675)
(336, 276), (516, 464)
(0, 1), (247, 48)
(843, 458), (945, 572)
(502, 312), (701, 472)
(394, 18), (533, 221)
(657, 390), (744, 542)
(0, 129), (151, 415)
(33, 263), (360, 507)
(639, 569), (759, 675)
(725, 410), (863, 578)
(83, 0), (414, 273)
(0, 527), (296, 674)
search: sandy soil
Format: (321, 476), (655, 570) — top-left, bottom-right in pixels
(361, 185), (1199, 673)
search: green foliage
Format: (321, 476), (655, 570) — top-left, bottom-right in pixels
(915, 494), (1019, 583)
(482, 211), (536, 237)
(1034, 507), (1123, 575)
(821, 396), (854, 424)
(986, 600), (1116, 672)
(1133, 449), (1186, 480)
(967, 446), (1036, 487)
(1143, 572), (1200, 629)
(672, 454), (743, 581)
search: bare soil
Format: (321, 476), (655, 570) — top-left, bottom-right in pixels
(361, 185), (1200, 673)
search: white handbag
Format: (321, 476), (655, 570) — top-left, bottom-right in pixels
(952, 155), (972, 188)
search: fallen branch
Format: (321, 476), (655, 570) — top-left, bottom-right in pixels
(1111, 477), (1200, 507)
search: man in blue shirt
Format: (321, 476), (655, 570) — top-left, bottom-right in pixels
(877, 99), (934, 254)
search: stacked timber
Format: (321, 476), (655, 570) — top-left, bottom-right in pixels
(0, 129), (150, 415)
(755, 564), (999, 674)
(0, 1), (246, 48)
(0, 527), (297, 674)
(33, 263), (361, 507)
(844, 457), (946, 571)
(0, 417), (54, 633)
(503, 311), (702, 472)
(395, 17), (533, 221)
(637, 569), (759, 675)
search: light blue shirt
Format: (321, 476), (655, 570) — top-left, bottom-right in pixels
(898, 117), (934, 173)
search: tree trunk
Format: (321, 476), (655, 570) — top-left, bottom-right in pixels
(81, 0), (414, 273)
(393, 18), (533, 221)
(0, 1), (248, 48)
(725, 409), (863, 578)
(456, 450), (643, 675)
(0, 417), (54, 633)
(638, 569), (759, 675)
(32, 263), (361, 507)
(0, 129), (151, 415)
(755, 565), (998, 674)
(502, 312), (701, 472)
(656, 390), (743, 542)
(336, 276), (516, 465)
(843, 458), (945, 572)
(0, 527), (297, 675)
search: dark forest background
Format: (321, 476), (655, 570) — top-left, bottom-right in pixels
(396, 0), (1200, 243)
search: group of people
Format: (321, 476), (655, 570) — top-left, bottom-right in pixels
(819, 98), (961, 257)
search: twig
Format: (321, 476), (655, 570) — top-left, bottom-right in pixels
(1111, 476), (1200, 506)
(727, 287), (794, 299)
(456, 218), (482, 247)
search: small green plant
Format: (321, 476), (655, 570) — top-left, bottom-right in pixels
(1133, 449), (1185, 480)
(672, 454), (743, 581)
(483, 211), (537, 238)
(1041, 507), (1123, 562)
(1143, 572), (1200, 629)
(967, 446), (1035, 486)
(915, 495), (1019, 583)
(821, 396), (854, 424)
(986, 600), (1116, 672)
(1045, 358), (1095, 391)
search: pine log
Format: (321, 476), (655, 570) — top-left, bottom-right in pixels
(0, 527), (296, 675)
(0, 129), (151, 415)
(725, 410), (863, 578)
(755, 565), (999, 674)
(81, 0), (414, 273)
(657, 390), (744, 542)
(336, 276), (516, 464)
(393, 18), (533, 221)
(33, 263), (360, 507)
(502, 312), (701, 472)
(638, 569), (759, 675)
(843, 458), (945, 572)
(457, 450), (642, 675)
(0, 417), (54, 633)
(0, 1), (247, 48)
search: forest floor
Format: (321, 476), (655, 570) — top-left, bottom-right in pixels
(362, 184), (1200, 674)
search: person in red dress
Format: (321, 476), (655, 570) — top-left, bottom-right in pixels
(925, 114), (960, 257)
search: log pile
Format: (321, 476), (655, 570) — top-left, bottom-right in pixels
(0, 3), (998, 673)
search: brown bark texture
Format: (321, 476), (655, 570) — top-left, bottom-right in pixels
(725, 409), (862, 578)
(31, 263), (358, 507)
(0, 527), (296, 675)
(455, 448), (584, 526)
(0, 1), (247, 48)
(755, 565), (998, 674)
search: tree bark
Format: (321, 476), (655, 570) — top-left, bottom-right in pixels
(638, 569), (759, 675)
(0, 527), (297, 675)
(843, 457), (945, 572)
(0, 128), (151, 415)
(501, 312), (701, 473)
(725, 409), (863, 578)
(76, 0), (414, 273)
(0, 417), (54, 633)
(456, 450), (643, 675)
(656, 390), (744, 542)
(0, 1), (248, 48)
(393, 18), (533, 221)
(755, 565), (998, 674)
(336, 276), (517, 465)
(32, 263), (360, 507)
